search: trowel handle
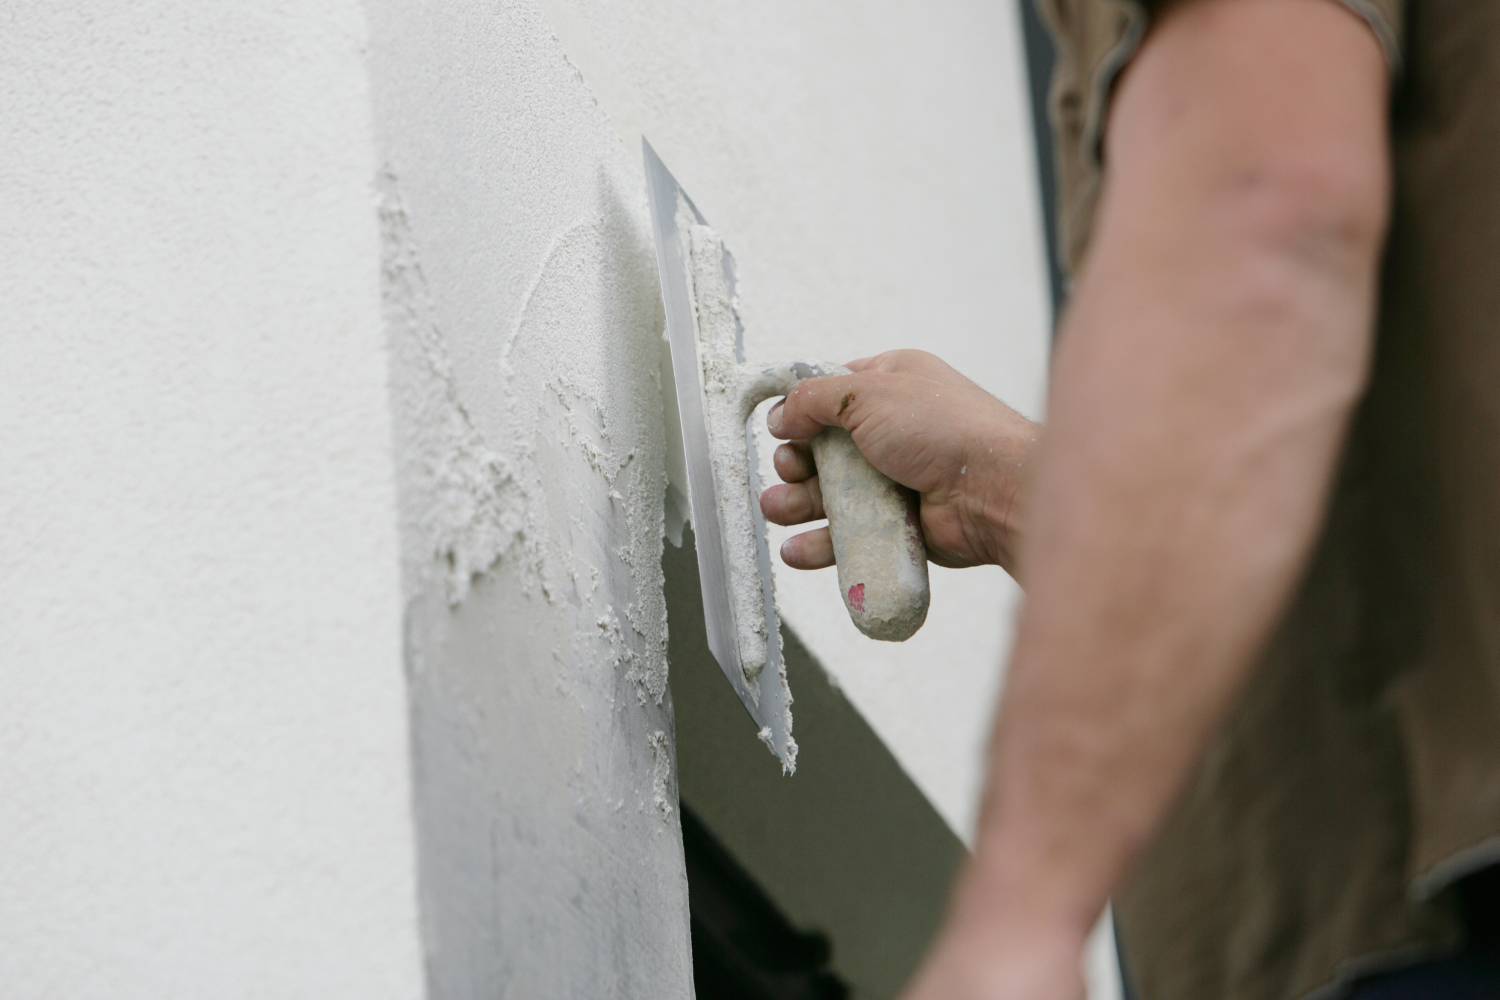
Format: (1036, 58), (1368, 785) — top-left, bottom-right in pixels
(740, 362), (930, 641)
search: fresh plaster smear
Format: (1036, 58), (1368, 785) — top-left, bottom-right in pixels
(379, 174), (685, 992)
(366, 0), (691, 994)
(380, 174), (532, 607)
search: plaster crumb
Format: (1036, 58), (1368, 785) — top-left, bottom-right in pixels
(757, 726), (799, 776)
(647, 730), (675, 821)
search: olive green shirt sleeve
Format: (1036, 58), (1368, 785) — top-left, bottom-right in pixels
(1038, 0), (1404, 274)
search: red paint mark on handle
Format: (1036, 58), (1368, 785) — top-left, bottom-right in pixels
(847, 583), (866, 613)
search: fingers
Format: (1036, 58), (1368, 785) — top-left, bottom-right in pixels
(780, 527), (834, 570)
(773, 442), (815, 482)
(766, 351), (969, 440)
(760, 478), (824, 526)
(767, 372), (869, 440)
(763, 449), (833, 567)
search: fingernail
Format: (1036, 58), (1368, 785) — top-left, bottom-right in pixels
(767, 402), (784, 435)
(779, 537), (794, 560)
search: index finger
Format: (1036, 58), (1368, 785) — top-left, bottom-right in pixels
(767, 372), (871, 440)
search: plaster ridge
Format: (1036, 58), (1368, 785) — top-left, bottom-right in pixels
(499, 215), (601, 371)
(552, 35), (605, 117)
(379, 169), (533, 606)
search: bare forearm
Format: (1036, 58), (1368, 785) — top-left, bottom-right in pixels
(959, 0), (1390, 940)
(966, 228), (1376, 937)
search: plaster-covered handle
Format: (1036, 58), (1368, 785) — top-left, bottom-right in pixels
(740, 362), (930, 641)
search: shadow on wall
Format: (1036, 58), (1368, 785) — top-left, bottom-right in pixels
(665, 533), (966, 998)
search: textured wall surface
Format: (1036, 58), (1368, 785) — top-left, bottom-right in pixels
(3, 0), (1118, 996)
(0, 3), (424, 997)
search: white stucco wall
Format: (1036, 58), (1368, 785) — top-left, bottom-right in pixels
(3, 1), (696, 996)
(4, 1), (1118, 997)
(0, 3), (424, 997)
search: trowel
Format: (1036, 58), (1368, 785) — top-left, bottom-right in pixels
(643, 140), (929, 772)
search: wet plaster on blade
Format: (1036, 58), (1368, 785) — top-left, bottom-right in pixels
(678, 197), (796, 770)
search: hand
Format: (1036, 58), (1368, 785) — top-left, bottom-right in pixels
(762, 350), (1038, 573)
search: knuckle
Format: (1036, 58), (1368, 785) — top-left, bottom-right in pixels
(878, 349), (933, 371)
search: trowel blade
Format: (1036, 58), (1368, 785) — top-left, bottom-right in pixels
(643, 139), (794, 769)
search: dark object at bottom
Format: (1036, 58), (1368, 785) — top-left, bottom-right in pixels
(1349, 953), (1500, 999)
(1350, 866), (1500, 999)
(681, 805), (850, 1000)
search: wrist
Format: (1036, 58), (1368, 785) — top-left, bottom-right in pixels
(948, 841), (1103, 949)
(962, 416), (1037, 573)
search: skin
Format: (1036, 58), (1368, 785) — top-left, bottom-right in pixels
(764, 1), (1391, 996)
(763, 350), (1038, 574)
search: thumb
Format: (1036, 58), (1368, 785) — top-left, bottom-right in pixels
(767, 372), (868, 440)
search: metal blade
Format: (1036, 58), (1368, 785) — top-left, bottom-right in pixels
(643, 139), (794, 769)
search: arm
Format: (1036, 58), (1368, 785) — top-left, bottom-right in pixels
(913, 0), (1391, 992)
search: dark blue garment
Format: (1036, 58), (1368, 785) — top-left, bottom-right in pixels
(1347, 955), (1500, 1000)
(1348, 866), (1500, 999)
